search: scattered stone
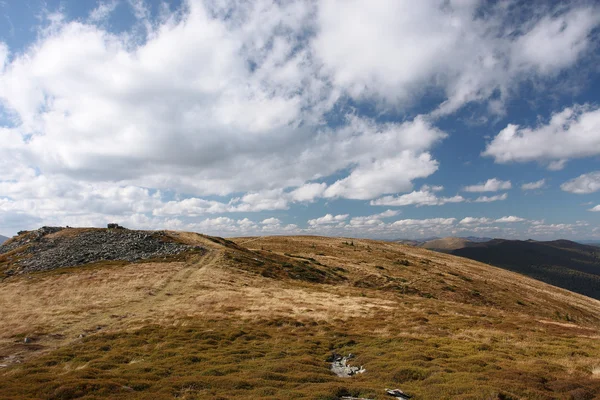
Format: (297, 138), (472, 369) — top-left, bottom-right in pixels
(23, 337), (32, 344)
(107, 223), (126, 229)
(329, 352), (366, 378)
(385, 388), (412, 399)
(0, 227), (199, 274)
(78, 334), (86, 339)
(341, 397), (373, 400)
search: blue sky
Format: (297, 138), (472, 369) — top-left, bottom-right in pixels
(0, 0), (599, 240)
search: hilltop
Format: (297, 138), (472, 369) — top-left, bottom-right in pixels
(0, 235), (7, 244)
(1, 228), (600, 399)
(420, 237), (476, 253)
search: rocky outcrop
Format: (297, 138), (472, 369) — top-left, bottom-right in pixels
(0, 227), (199, 274)
(329, 353), (366, 378)
(385, 388), (412, 399)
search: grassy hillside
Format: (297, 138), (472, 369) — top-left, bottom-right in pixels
(452, 239), (600, 300)
(1, 229), (600, 399)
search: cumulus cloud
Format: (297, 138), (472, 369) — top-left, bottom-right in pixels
(474, 193), (508, 203)
(590, 205), (600, 212)
(459, 216), (525, 225)
(459, 217), (493, 225)
(392, 218), (456, 227)
(307, 213), (349, 227)
(314, 1), (600, 114)
(348, 210), (400, 227)
(521, 179), (546, 190)
(371, 186), (464, 207)
(561, 172), (600, 194)
(289, 183), (328, 202)
(0, 0), (599, 235)
(495, 216), (526, 223)
(484, 106), (600, 169)
(463, 178), (512, 192)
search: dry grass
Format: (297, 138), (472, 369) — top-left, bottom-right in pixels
(1, 232), (600, 399)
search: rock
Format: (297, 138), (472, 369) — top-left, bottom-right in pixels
(385, 388), (412, 399)
(107, 223), (126, 229)
(23, 337), (32, 344)
(0, 227), (200, 274)
(341, 397), (373, 400)
(330, 353), (366, 378)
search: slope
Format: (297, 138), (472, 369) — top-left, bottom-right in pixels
(452, 239), (600, 300)
(0, 235), (7, 244)
(420, 237), (475, 252)
(0, 229), (599, 400)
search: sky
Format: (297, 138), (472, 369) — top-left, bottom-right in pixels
(0, 0), (599, 240)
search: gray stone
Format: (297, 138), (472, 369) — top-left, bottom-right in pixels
(341, 397), (373, 400)
(0, 227), (200, 274)
(330, 353), (366, 378)
(385, 388), (412, 399)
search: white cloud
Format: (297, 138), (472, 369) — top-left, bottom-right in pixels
(459, 217), (493, 225)
(392, 218), (456, 227)
(590, 205), (600, 212)
(323, 151), (439, 200)
(349, 210), (400, 227)
(474, 193), (508, 203)
(511, 7), (599, 75)
(561, 172), (600, 194)
(261, 217), (281, 226)
(314, 1), (600, 114)
(307, 213), (349, 227)
(89, 0), (119, 23)
(495, 216), (526, 223)
(463, 178), (512, 192)
(0, 1), (599, 234)
(289, 183), (327, 202)
(484, 105), (600, 169)
(371, 187), (464, 207)
(521, 179), (546, 190)
(322, 116), (446, 200)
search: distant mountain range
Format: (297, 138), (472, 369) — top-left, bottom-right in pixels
(0, 235), (8, 244)
(393, 236), (492, 247)
(421, 237), (600, 300)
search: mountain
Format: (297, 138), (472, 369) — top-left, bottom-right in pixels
(391, 236), (440, 246)
(1, 227), (600, 399)
(0, 235), (7, 244)
(463, 236), (493, 243)
(451, 239), (600, 300)
(420, 237), (476, 252)
(395, 236), (492, 248)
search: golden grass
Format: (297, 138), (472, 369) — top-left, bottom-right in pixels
(1, 232), (600, 399)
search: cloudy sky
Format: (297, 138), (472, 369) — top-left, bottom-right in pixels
(0, 0), (599, 240)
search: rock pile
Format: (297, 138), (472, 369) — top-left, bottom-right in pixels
(0, 227), (197, 274)
(329, 353), (366, 378)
